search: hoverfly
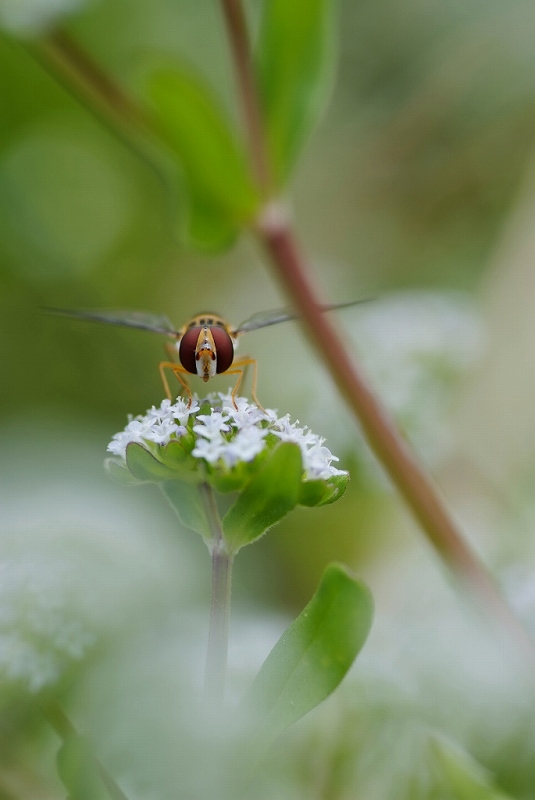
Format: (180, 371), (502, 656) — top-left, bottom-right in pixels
(44, 301), (366, 408)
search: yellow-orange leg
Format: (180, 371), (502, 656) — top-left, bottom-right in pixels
(158, 361), (193, 405)
(225, 356), (264, 411)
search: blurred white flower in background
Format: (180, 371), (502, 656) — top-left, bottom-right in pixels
(0, 0), (85, 34)
(301, 291), (483, 472)
(0, 417), (202, 694)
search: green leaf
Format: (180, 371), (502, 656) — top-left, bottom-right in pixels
(298, 473), (348, 507)
(430, 736), (514, 800)
(161, 481), (211, 541)
(257, 0), (337, 185)
(57, 735), (110, 800)
(104, 457), (143, 486)
(159, 440), (200, 482)
(222, 442), (302, 552)
(149, 68), (259, 250)
(297, 479), (331, 507)
(125, 442), (178, 482)
(246, 563), (373, 742)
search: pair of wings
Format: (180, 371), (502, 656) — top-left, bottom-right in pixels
(43, 299), (368, 337)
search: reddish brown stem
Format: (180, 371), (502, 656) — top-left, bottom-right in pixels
(256, 204), (535, 653)
(216, 0), (535, 658)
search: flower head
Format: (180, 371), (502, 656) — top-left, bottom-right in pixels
(107, 392), (348, 496)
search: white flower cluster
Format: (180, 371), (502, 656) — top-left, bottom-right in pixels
(108, 397), (200, 459)
(0, 558), (96, 692)
(108, 392), (347, 482)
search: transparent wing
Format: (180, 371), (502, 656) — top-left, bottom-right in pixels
(43, 308), (180, 336)
(234, 299), (370, 334)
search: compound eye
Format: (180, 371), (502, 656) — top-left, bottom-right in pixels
(211, 327), (234, 374)
(179, 326), (202, 374)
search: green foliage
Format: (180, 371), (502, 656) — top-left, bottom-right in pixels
(429, 737), (514, 800)
(149, 68), (259, 250)
(161, 480), (211, 541)
(222, 442), (302, 551)
(104, 457), (142, 486)
(57, 736), (111, 800)
(298, 473), (349, 506)
(124, 442), (183, 482)
(256, 0), (337, 185)
(246, 563), (373, 743)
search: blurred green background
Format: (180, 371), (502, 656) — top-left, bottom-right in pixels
(3, 1), (535, 798)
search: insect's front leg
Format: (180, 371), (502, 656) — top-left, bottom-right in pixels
(158, 361), (193, 406)
(226, 357), (264, 411)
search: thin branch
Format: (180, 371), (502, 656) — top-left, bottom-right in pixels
(219, 0), (272, 193)
(29, 28), (175, 198)
(42, 699), (130, 800)
(46, 28), (151, 132)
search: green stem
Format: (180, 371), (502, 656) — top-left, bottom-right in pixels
(42, 698), (130, 800)
(199, 483), (234, 704)
(28, 28), (175, 201)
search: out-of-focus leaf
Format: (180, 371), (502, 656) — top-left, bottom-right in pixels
(104, 457), (143, 485)
(161, 480), (211, 541)
(256, 0), (337, 185)
(430, 736), (514, 800)
(149, 68), (259, 250)
(246, 563), (373, 742)
(222, 443), (302, 551)
(57, 735), (110, 800)
(125, 442), (177, 482)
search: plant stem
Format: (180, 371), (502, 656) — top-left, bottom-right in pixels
(29, 28), (174, 197)
(42, 698), (130, 800)
(220, 1), (535, 659)
(219, 0), (272, 193)
(199, 483), (234, 704)
(43, 28), (151, 132)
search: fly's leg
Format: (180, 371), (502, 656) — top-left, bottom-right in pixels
(158, 361), (193, 406)
(159, 340), (193, 405)
(225, 357), (264, 411)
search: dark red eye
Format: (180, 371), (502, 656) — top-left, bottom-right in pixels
(211, 327), (234, 374)
(179, 326), (202, 374)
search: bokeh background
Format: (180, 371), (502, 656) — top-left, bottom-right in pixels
(3, 1), (535, 797)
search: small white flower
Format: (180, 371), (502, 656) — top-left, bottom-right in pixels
(191, 435), (226, 465)
(220, 426), (269, 467)
(218, 392), (267, 427)
(170, 398), (200, 426)
(304, 443), (346, 480)
(272, 415), (314, 445)
(193, 411), (230, 440)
